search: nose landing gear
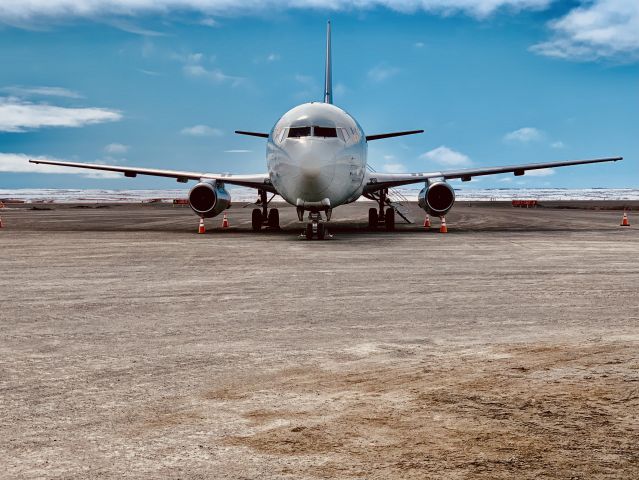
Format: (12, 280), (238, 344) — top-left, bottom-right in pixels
(303, 211), (330, 240)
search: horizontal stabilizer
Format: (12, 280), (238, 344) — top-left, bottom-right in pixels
(366, 130), (424, 141)
(235, 130), (269, 138)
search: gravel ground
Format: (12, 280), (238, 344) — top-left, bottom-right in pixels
(1, 202), (638, 479)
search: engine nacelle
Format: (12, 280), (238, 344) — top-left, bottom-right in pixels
(417, 181), (455, 216)
(188, 180), (231, 218)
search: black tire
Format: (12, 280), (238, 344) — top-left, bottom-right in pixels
(317, 223), (325, 240)
(267, 208), (280, 229)
(251, 209), (262, 231)
(305, 223), (313, 240)
(385, 208), (395, 231)
(368, 208), (378, 230)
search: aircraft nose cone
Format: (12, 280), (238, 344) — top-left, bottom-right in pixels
(300, 163), (322, 180)
(297, 155), (334, 196)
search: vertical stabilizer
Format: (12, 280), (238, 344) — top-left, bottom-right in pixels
(324, 21), (332, 104)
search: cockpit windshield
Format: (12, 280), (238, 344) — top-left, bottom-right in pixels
(313, 126), (337, 138)
(288, 126), (312, 138)
(285, 126), (344, 140)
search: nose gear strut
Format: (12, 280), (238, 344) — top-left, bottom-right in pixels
(301, 211), (331, 240)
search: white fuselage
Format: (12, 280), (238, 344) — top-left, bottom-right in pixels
(267, 102), (367, 211)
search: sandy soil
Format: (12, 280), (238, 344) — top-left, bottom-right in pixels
(1, 202), (637, 479)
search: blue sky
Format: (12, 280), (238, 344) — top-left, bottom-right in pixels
(0, 0), (637, 189)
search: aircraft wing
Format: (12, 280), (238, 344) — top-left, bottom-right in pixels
(28, 159), (275, 192)
(364, 156), (622, 192)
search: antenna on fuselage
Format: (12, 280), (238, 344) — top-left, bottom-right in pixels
(324, 21), (333, 104)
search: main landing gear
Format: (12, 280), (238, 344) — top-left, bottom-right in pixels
(367, 189), (395, 231)
(251, 189), (280, 231)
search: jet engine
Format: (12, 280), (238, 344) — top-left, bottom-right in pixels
(417, 181), (455, 216)
(188, 180), (231, 218)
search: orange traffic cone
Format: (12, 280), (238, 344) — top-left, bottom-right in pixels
(439, 217), (448, 233)
(198, 218), (205, 234)
(423, 215), (431, 228)
(621, 211), (630, 227)
(222, 212), (229, 228)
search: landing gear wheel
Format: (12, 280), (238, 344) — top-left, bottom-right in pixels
(368, 208), (378, 230)
(267, 208), (280, 229)
(385, 208), (395, 231)
(305, 223), (313, 240)
(317, 223), (325, 240)
(251, 209), (263, 231)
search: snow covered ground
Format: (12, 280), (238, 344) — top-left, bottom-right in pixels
(1, 188), (639, 203)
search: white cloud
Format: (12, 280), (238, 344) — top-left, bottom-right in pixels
(414, 41), (425, 48)
(503, 127), (543, 143)
(138, 68), (161, 76)
(382, 162), (406, 173)
(2, 86), (82, 99)
(224, 149), (252, 153)
(551, 140), (565, 149)
(295, 74), (315, 85)
(0, 1), (554, 25)
(293, 74), (320, 99)
(180, 125), (223, 136)
(11, 2), (635, 63)
(0, 97), (121, 132)
(253, 52), (281, 64)
(172, 50), (244, 86)
(200, 17), (218, 27)
(104, 143), (129, 154)
(531, 0), (639, 61)
(182, 64), (244, 86)
(368, 63), (400, 82)
(419, 145), (471, 166)
(334, 83), (347, 96)
(525, 168), (555, 176)
(0, 153), (120, 178)
(187, 52), (204, 63)
(108, 20), (166, 36)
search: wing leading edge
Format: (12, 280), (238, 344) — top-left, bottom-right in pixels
(364, 156), (622, 192)
(27, 159), (275, 192)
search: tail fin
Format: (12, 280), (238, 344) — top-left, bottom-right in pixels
(324, 21), (332, 104)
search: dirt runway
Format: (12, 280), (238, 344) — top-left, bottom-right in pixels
(1, 202), (637, 479)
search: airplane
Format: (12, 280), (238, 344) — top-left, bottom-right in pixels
(30, 21), (622, 240)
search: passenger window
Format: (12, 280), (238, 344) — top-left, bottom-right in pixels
(313, 126), (338, 138)
(288, 126), (311, 138)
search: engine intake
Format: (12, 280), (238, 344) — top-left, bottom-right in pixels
(418, 181), (455, 216)
(189, 180), (231, 218)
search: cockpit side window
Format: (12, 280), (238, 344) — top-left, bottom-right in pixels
(276, 128), (287, 143)
(313, 126), (338, 138)
(288, 126), (311, 138)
